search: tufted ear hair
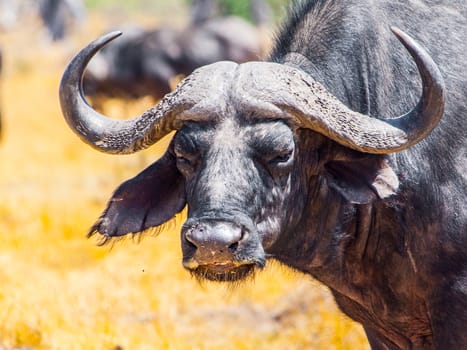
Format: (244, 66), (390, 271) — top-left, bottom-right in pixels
(88, 151), (186, 242)
(325, 154), (399, 204)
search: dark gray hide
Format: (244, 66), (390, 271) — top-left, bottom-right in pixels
(59, 0), (466, 349)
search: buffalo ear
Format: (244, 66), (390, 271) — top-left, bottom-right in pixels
(89, 151), (186, 240)
(325, 156), (399, 204)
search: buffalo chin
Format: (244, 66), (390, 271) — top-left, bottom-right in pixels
(190, 263), (256, 282)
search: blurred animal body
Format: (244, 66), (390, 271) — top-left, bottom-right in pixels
(38, 0), (85, 41)
(83, 16), (262, 104)
(60, 0), (466, 349)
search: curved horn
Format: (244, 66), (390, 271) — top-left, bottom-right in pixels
(59, 32), (237, 154)
(385, 27), (445, 149)
(239, 27), (445, 154)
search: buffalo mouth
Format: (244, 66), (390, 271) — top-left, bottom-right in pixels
(186, 262), (258, 282)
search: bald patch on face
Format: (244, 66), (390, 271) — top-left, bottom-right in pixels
(212, 118), (243, 149)
(205, 118), (250, 207)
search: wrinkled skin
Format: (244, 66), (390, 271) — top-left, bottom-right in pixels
(61, 1), (466, 349)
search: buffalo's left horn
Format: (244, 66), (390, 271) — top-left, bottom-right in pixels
(247, 27), (445, 154)
(59, 31), (235, 154)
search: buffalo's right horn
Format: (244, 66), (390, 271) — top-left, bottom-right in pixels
(234, 28), (445, 154)
(59, 32), (236, 154)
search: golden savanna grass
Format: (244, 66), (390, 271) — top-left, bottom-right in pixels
(0, 8), (370, 350)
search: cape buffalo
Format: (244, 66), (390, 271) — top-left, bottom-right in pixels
(59, 0), (466, 348)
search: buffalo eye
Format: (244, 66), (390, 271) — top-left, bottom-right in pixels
(268, 149), (294, 166)
(259, 147), (295, 183)
(173, 141), (199, 174)
(174, 148), (197, 170)
(176, 154), (192, 166)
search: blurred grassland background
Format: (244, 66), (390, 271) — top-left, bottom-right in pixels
(84, 0), (287, 20)
(0, 0), (369, 349)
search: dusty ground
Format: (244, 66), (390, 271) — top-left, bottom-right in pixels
(0, 9), (369, 350)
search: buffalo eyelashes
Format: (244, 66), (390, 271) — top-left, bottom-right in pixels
(176, 154), (191, 164)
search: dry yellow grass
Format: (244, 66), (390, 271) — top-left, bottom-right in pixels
(0, 11), (370, 350)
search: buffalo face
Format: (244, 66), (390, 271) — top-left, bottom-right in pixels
(88, 117), (298, 282)
(173, 119), (296, 281)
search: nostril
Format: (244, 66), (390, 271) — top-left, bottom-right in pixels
(184, 222), (249, 256)
(186, 238), (197, 250)
(228, 228), (247, 253)
(184, 230), (198, 249)
(228, 242), (238, 253)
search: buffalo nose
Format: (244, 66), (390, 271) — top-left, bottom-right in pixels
(184, 221), (245, 262)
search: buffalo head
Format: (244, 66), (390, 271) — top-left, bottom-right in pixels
(59, 29), (444, 282)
